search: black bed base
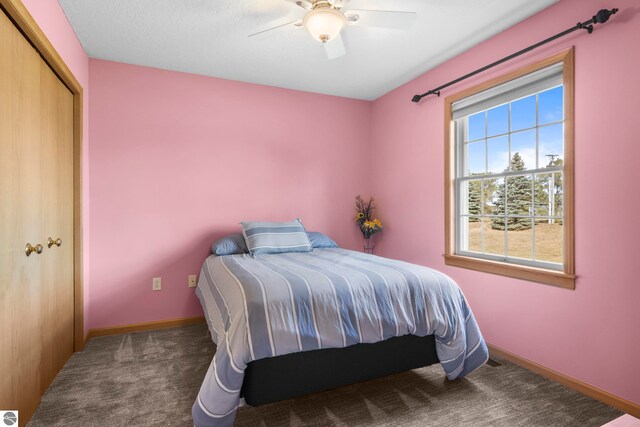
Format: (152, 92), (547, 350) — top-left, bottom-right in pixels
(241, 334), (439, 406)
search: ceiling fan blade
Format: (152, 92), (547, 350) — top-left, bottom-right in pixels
(323, 32), (346, 60)
(345, 9), (417, 29)
(248, 20), (301, 39)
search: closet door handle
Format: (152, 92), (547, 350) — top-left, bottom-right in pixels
(25, 243), (44, 256)
(47, 237), (62, 248)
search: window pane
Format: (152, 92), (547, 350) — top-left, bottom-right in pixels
(462, 216), (483, 253)
(507, 218), (533, 260)
(485, 217), (506, 257)
(467, 111), (485, 141)
(551, 172), (563, 218)
(539, 123), (563, 167)
(534, 173), (562, 218)
(510, 94), (536, 131)
(510, 130), (536, 170)
(534, 173), (552, 217)
(487, 175), (507, 258)
(487, 177), (504, 216)
(538, 86), (563, 125)
(505, 175), (532, 217)
(534, 221), (563, 264)
(482, 178), (499, 216)
(487, 135), (509, 173)
(487, 104), (509, 137)
(461, 180), (483, 215)
(465, 141), (485, 175)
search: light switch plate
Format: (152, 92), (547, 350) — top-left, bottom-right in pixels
(152, 277), (161, 291)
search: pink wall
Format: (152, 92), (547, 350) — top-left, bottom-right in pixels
(21, 0), (91, 336)
(370, 0), (640, 404)
(88, 59), (371, 330)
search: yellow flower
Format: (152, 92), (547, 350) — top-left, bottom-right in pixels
(373, 218), (382, 227)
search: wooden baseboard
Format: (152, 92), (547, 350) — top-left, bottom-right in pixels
(488, 344), (640, 418)
(86, 316), (206, 341)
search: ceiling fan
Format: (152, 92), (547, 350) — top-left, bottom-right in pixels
(248, 0), (417, 59)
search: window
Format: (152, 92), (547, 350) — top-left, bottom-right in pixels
(444, 50), (575, 289)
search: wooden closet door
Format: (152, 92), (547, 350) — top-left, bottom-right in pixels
(0, 8), (75, 425)
(0, 7), (45, 420)
(39, 55), (75, 394)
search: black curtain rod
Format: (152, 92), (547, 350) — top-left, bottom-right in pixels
(411, 8), (619, 103)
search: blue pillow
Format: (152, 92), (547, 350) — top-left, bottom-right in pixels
(307, 232), (338, 248)
(211, 233), (248, 256)
(241, 219), (312, 255)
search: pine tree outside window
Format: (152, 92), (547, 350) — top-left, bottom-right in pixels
(444, 50), (575, 289)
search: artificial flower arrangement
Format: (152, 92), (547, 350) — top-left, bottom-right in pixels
(355, 195), (383, 239)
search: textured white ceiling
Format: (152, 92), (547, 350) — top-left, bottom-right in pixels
(58, 0), (558, 100)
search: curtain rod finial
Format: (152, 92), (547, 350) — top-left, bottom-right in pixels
(594, 8), (618, 24)
(411, 95), (422, 103)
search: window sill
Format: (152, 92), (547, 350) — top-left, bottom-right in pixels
(444, 254), (575, 289)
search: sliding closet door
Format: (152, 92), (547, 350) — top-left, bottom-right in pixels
(0, 7), (76, 425)
(39, 57), (75, 393)
(0, 7), (45, 418)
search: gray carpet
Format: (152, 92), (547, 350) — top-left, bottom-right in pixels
(28, 324), (622, 427)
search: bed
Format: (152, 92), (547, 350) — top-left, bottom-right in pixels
(192, 247), (488, 427)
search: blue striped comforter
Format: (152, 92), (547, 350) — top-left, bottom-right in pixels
(193, 248), (488, 426)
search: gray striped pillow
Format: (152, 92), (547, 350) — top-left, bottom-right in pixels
(241, 219), (312, 255)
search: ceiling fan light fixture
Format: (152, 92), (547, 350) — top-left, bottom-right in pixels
(303, 8), (346, 43)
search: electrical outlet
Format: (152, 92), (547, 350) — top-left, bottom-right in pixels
(188, 275), (197, 288)
(152, 277), (161, 291)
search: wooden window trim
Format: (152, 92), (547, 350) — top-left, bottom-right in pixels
(444, 48), (575, 289)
